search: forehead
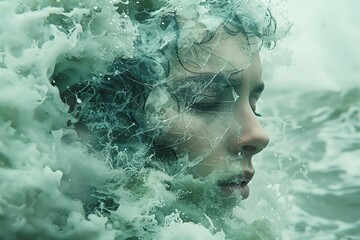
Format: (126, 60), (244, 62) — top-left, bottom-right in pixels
(180, 27), (260, 68)
(168, 27), (263, 90)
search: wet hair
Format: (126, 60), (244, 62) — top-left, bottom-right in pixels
(58, 1), (280, 165)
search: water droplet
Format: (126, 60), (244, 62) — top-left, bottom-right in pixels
(93, 6), (101, 13)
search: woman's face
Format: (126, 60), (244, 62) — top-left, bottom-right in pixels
(146, 27), (269, 200)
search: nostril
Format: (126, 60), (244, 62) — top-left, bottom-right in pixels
(242, 145), (257, 154)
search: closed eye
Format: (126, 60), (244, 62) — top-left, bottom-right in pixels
(250, 99), (262, 117)
(189, 101), (234, 113)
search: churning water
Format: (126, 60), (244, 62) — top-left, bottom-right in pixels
(261, 1), (360, 238)
(0, 0), (359, 239)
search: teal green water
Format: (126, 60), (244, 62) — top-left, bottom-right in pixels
(263, 89), (360, 239)
(0, 0), (359, 239)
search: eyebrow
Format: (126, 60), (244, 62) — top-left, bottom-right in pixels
(179, 72), (264, 94)
(184, 72), (230, 85)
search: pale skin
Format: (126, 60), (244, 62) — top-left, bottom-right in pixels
(68, 25), (269, 200)
(147, 26), (269, 199)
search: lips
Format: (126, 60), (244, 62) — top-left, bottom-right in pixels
(218, 171), (254, 199)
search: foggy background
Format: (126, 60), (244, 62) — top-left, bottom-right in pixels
(268, 0), (359, 92)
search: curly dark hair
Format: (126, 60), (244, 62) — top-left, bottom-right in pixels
(57, 0), (279, 167)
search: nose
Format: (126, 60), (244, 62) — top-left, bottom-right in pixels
(238, 115), (269, 158)
(225, 105), (269, 158)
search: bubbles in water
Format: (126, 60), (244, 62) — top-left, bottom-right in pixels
(93, 5), (101, 13)
(0, 0), (293, 239)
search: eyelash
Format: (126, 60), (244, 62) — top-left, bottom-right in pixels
(254, 111), (262, 117)
(250, 96), (262, 117)
(188, 102), (225, 112)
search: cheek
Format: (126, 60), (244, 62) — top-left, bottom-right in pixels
(154, 111), (210, 152)
(154, 111), (231, 159)
(191, 154), (231, 177)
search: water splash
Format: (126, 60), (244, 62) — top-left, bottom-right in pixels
(0, 0), (292, 239)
